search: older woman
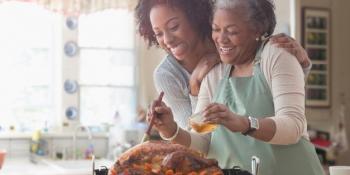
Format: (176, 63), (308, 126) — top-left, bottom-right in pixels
(148, 0), (324, 174)
(135, 0), (312, 130)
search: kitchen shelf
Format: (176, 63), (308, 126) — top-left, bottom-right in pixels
(305, 28), (327, 33)
(305, 45), (327, 49)
(302, 7), (331, 107)
(310, 70), (327, 75)
(307, 85), (327, 89)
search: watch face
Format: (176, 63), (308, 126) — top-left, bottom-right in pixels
(250, 117), (259, 129)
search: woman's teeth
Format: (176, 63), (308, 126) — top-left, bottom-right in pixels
(220, 47), (233, 54)
(170, 44), (185, 55)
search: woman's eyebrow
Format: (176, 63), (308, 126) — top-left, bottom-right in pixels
(165, 16), (179, 25)
(152, 16), (179, 31)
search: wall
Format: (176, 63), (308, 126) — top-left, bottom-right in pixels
(274, 0), (293, 35)
(293, 0), (350, 164)
(136, 35), (165, 109)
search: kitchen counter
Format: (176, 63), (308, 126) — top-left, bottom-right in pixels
(0, 158), (114, 175)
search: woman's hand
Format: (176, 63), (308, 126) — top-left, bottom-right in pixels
(270, 33), (311, 68)
(147, 101), (177, 137)
(189, 53), (220, 96)
(202, 103), (248, 133)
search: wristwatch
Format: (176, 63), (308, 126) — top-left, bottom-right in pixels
(242, 116), (259, 136)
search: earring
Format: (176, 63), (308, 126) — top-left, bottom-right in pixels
(255, 37), (259, 41)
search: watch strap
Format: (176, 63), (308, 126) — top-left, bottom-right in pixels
(242, 116), (257, 136)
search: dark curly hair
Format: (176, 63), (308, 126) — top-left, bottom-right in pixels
(135, 0), (214, 47)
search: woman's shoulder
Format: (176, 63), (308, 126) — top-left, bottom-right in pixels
(153, 55), (189, 90)
(260, 40), (298, 68)
(154, 55), (187, 76)
(259, 40), (304, 84)
(261, 40), (295, 60)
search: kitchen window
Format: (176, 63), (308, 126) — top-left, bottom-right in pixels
(0, 2), (60, 132)
(78, 9), (137, 127)
(0, 1), (137, 132)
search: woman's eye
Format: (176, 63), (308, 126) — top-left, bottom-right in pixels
(212, 28), (220, 32)
(169, 25), (179, 31)
(227, 31), (238, 35)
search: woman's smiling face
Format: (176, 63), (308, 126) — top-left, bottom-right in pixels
(150, 4), (201, 61)
(212, 8), (259, 65)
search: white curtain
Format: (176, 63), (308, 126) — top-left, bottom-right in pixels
(0, 0), (137, 15)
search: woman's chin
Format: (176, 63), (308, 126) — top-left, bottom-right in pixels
(172, 52), (187, 61)
(220, 57), (234, 64)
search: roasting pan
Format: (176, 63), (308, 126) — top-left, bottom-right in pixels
(94, 156), (259, 175)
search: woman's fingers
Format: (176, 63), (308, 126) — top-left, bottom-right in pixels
(270, 33), (295, 43)
(154, 105), (170, 115)
(204, 103), (227, 115)
(275, 42), (295, 49)
(150, 99), (158, 115)
(203, 111), (227, 124)
(146, 112), (151, 123)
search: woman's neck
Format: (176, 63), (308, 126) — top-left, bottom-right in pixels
(231, 43), (260, 77)
(231, 60), (255, 77)
(179, 38), (215, 73)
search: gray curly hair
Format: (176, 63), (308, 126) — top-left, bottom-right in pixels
(213, 0), (276, 37)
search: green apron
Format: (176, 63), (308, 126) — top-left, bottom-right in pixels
(207, 42), (324, 175)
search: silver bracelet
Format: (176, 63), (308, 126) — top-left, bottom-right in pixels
(159, 123), (179, 141)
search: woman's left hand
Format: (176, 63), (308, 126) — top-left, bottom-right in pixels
(189, 53), (220, 96)
(202, 103), (247, 133)
(270, 33), (311, 68)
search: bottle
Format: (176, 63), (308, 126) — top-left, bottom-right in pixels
(85, 144), (94, 159)
(31, 130), (41, 154)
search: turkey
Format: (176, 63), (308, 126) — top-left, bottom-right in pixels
(109, 141), (223, 175)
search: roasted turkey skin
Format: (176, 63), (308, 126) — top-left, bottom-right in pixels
(109, 141), (223, 175)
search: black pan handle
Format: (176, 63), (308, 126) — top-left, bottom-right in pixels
(94, 166), (109, 175)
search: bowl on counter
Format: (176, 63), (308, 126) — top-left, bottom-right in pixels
(0, 149), (6, 169)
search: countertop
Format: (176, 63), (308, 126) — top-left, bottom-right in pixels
(0, 157), (114, 175)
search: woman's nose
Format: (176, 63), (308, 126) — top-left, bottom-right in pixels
(163, 31), (175, 46)
(217, 32), (229, 44)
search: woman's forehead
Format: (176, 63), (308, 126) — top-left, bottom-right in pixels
(213, 8), (249, 22)
(150, 5), (184, 25)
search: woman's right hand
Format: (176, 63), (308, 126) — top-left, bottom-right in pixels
(147, 101), (177, 137)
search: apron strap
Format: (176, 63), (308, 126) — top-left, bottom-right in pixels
(223, 64), (232, 78)
(254, 38), (270, 64)
(254, 37), (270, 64)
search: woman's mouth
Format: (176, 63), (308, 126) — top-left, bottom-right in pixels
(169, 43), (186, 56)
(219, 47), (233, 54)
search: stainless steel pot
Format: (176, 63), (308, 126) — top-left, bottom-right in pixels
(251, 156), (260, 175)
